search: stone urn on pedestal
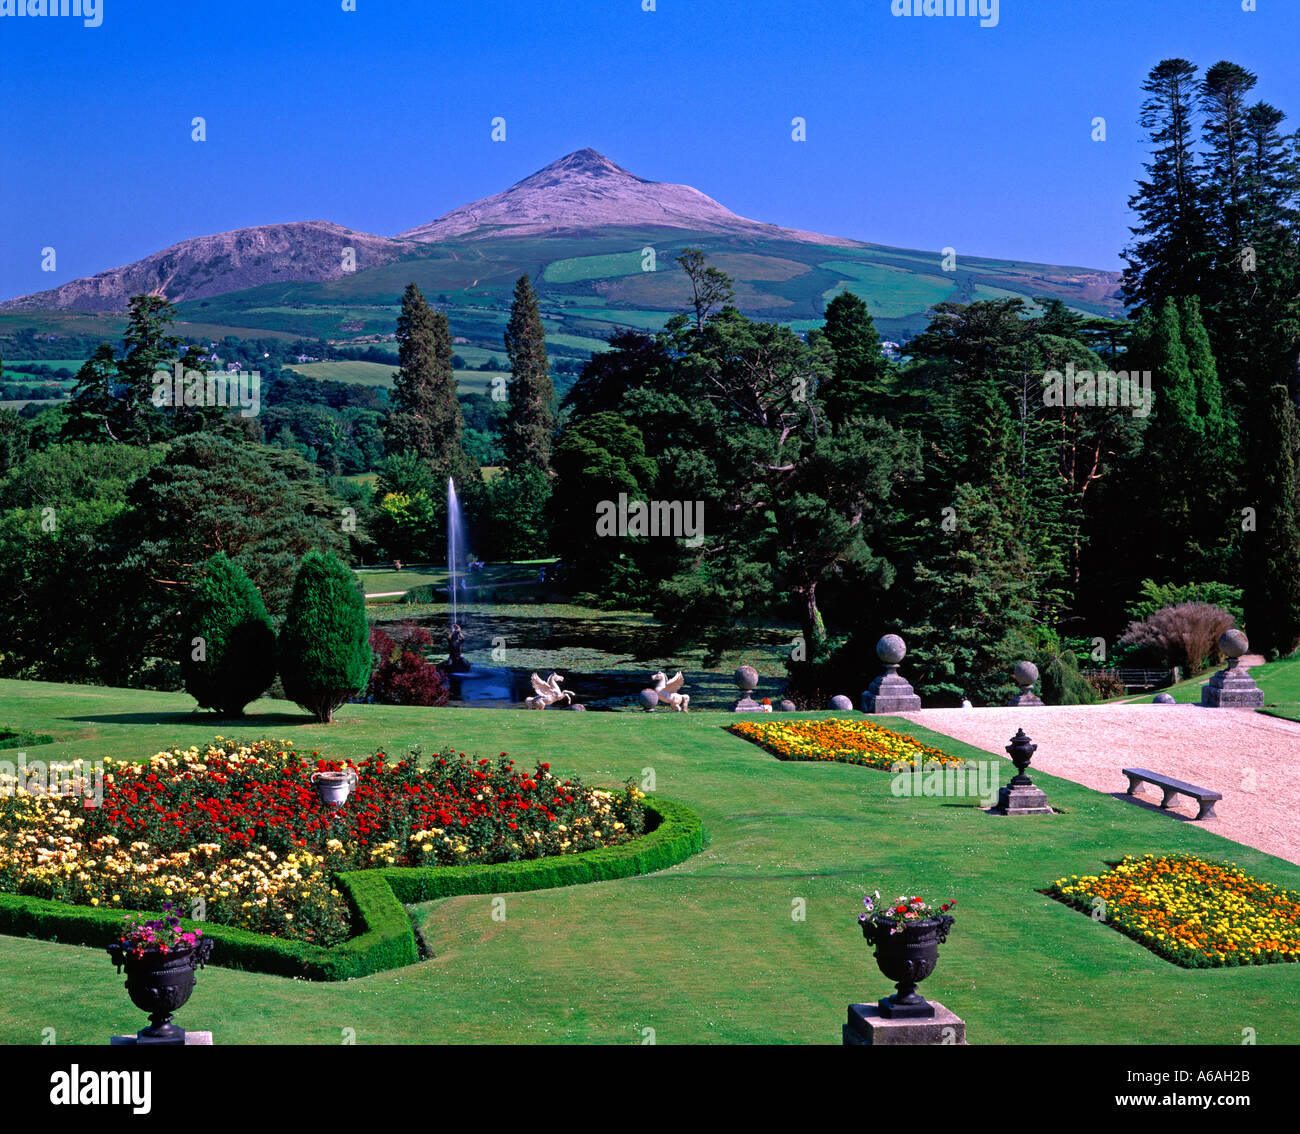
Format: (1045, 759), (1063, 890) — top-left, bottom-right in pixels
(1006, 661), (1043, 706)
(1200, 629), (1263, 708)
(845, 894), (966, 1046)
(861, 635), (922, 714)
(989, 728), (1054, 816)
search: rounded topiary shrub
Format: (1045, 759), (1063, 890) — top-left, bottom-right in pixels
(279, 551), (371, 722)
(180, 552), (277, 716)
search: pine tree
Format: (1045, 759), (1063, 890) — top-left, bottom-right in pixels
(503, 275), (555, 472)
(1200, 62), (1258, 258)
(278, 550), (372, 722)
(817, 291), (891, 426)
(62, 343), (120, 442)
(114, 295), (192, 444)
(677, 248), (735, 332)
(180, 552), (277, 716)
(1242, 385), (1300, 657)
(1122, 59), (1210, 311)
(900, 480), (1037, 706)
(384, 284), (474, 481)
(1237, 103), (1300, 397)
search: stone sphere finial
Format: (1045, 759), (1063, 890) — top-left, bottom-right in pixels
(829, 694), (853, 711)
(876, 634), (907, 665)
(638, 689), (659, 711)
(1013, 661), (1039, 689)
(735, 665), (759, 692)
(1219, 629), (1248, 659)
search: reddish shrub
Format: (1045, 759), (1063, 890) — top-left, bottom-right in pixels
(1118, 603), (1235, 676)
(367, 623), (450, 706)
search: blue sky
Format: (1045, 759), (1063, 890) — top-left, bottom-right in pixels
(2, 0), (1298, 301)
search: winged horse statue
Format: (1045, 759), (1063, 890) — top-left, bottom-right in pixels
(526, 672), (573, 710)
(651, 671), (690, 712)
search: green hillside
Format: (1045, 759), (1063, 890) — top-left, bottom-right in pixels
(167, 230), (1120, 361)
(2, 229), (1121, 369)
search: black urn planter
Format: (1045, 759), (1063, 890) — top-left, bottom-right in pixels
(860, 914), (954, 1019)
(106, 938), (214, 1045)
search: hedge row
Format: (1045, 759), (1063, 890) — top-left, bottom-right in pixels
(0, 728), (55, 751)
(0, 796), (703, 981)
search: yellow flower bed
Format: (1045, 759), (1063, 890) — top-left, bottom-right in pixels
(727, 718), (967, 771)
(1049, 854), (1300, 967)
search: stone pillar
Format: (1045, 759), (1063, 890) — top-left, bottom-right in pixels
(1006, 661), (1043, 707)
(1200, 629), (1263, 708)
(861, 635), (922, 713)
(733, 665), (764, 712)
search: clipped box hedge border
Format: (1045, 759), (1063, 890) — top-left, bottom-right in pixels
(0, 795), (703, 981)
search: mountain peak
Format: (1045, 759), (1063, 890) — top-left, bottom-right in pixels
(396, 149), (844, 245)
(540, 148), (630, 176)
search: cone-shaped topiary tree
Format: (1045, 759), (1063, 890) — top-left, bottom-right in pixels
(279, 550), (371, 722)
(180, 552), (277, 716)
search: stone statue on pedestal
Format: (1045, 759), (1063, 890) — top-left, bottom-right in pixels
(448, 623), (469, 673)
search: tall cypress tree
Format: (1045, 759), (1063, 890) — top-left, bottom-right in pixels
(384, 283), (475, 488)
(503, 275), (555, 472)
(1131, 300), (1203, 578)
(1243, 385), (1300, 657)
(1122, 59), (1210, 311)
(1179, 296), (1239, 575)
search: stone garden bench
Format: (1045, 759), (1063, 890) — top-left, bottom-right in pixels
(1121, 767), (1221, 820)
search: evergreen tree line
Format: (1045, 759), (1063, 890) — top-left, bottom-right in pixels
(3, 56), (1298, 706)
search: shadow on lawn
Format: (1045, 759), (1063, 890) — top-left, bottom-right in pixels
(1108, 790), (1202, 822)
(61, 711), (315, 727)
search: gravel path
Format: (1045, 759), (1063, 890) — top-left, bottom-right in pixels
(896, 704), (1300, 865)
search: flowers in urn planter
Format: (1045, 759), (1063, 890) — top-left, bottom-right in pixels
(118, 904), (204, 957)
(860, 891), (956, 935)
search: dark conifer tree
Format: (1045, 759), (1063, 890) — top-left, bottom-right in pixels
(1122, 59), (1210, 311)
(383, 283), (476, 489)
(1242, 385), (1300, 657)
(503, 275), (555, 473)
(181, 552), (277, 717)
(278, 550), (371, 723)
(816, 291), (891, 426)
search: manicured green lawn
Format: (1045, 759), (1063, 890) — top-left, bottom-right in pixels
(1, 679), (1298, 1045)
(1118, 657), (1300, 717)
